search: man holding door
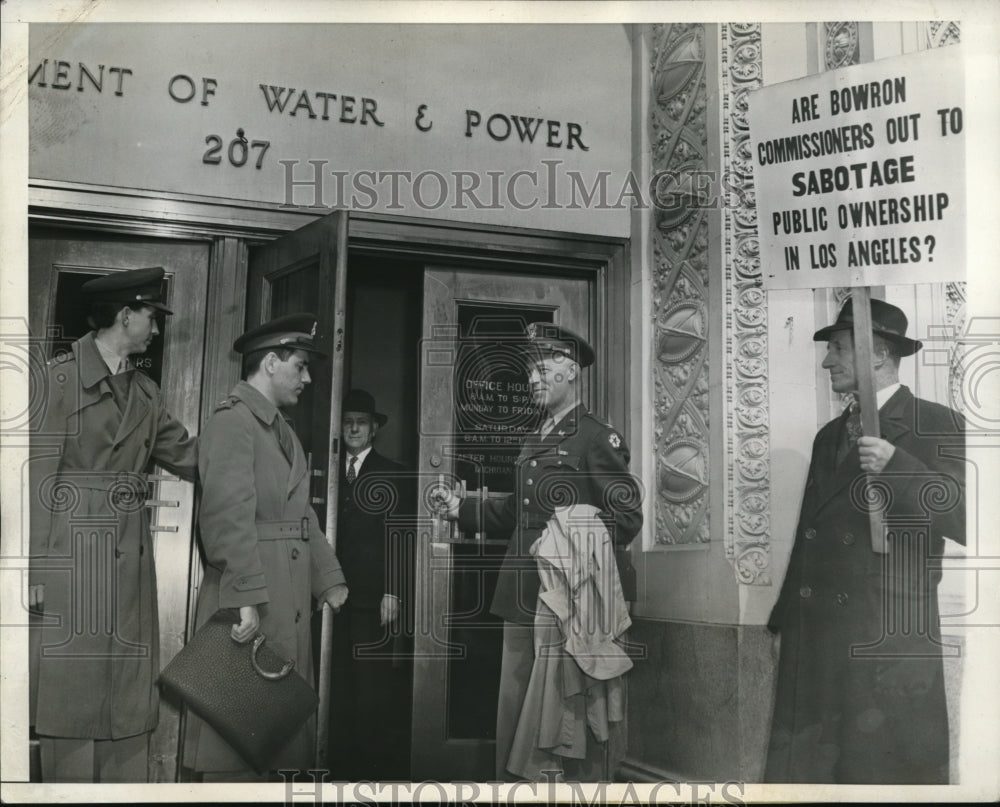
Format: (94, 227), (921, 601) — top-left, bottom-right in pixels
(436, 322), (643, 781)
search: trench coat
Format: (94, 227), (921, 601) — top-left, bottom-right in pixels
(459, 404), (643, 626)
(29, 332), (197, 739)
(765, 385), (966, 784)
(183, 381), (346, 773)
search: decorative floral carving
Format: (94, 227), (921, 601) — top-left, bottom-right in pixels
(824, 22), (860, 69)
(723, 23), (770, 584)
(928, 21), (961, 48)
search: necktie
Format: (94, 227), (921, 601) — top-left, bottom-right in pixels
(347, 455), (357, 484)
(837, 399), (862, 465)
(540, 416), (556, 438)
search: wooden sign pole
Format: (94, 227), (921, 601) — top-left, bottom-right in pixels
(851, 287), (888, 554)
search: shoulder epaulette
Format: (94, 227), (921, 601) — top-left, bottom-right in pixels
(49, 351), (75, 367)
(214, 396), (238, 412)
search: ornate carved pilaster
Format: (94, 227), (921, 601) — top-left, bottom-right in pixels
(649, 24), (711, 545)
(722, 24), (769, 583)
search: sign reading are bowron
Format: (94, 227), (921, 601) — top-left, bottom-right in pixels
(749, 46), (965, 290)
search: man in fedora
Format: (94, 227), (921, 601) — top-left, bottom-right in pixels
(183, 313), (348, 781)
(765, 297), (966, 784)
(29, 267), (198, 782)
(435, 322), (643, 781)
(327, 389), (413, 779)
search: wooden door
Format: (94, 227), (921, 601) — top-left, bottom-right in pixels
(411, 266), (591, 780)
(28, 228), (210, 782)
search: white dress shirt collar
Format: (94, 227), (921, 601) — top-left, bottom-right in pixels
(346, 446), (373, 474)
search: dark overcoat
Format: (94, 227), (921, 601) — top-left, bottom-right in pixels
(765, 385), (966, 784)
(460, 403), (643, 625)
(29, 332), (197, 739)
(182, 381), (346, 773)
(336, 449), (408, 608)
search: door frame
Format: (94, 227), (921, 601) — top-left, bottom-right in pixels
(29, 180), (632, 432)
(26, 179), (634, 779)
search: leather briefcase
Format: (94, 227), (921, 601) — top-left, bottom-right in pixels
(159, 609), (319, 773)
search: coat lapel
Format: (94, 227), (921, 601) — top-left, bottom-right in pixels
(283, 414), (307, 497)
(73, 333), (115, 417)
(812, 386), (914, 515)
(113, 372), (152, 446)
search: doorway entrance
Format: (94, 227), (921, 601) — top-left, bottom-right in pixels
(26, 197), (626, 783)
(244, 213), (599, 781)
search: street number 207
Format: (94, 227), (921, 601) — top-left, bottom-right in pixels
(203, 133), (270, 169)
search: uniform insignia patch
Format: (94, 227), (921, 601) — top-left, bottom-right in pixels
(609, 433), (621, 449)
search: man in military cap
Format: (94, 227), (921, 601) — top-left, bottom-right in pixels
(765, 297), (966, 784)
(436, 321), (643, 780)
(29, 267), (198, 782)
(183, 313), (349, 781)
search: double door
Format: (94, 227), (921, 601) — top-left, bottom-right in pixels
(29, 212), (596, 782)
(252, 213), (593, 781)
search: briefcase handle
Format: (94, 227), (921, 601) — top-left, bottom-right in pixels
(250, 634), (296, 681)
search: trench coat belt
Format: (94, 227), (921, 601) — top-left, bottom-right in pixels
(58, 471), (148, 493)
(256, 518), (310, 541)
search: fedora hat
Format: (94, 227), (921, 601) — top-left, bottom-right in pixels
(813, 298), (923, 356)
(342, 389), (387, 426)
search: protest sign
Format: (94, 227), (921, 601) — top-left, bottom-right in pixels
(750, 46), (965, 290)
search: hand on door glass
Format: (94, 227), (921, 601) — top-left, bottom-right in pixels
(430, 485), (460, 520)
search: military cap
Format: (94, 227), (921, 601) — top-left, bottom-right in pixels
(82, 267), (173, 314)
(233, 312), (327, 357)
(342, 389), (388, 426)
(523, 321), (595, 368)
(813, 297), (922, 356)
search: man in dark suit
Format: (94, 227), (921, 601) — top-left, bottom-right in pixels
(436, 323), (643, 781)
(327, 389), (411, 780)
(765, 298), (966, 784)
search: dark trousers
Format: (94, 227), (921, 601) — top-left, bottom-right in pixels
(327, 603), (410, 780)
(39, 733), (149, 783)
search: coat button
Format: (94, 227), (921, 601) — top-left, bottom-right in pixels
(526, 479), (534, 486)
(291, 548), (300, 559)
(295, 610), (302, 623)
(836, 592), (849, 605)
(799, 586), (812, 598)
(804, 528), (817, 540)
(115, 549), (121, 559)
(139, 545), (144, 556)
(842, 533), (855, 545)
(523, 498), (530, 505)
(144, 438), (151, 448)
(530, 460), (537, 468)
(112, 444), (122, 452)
